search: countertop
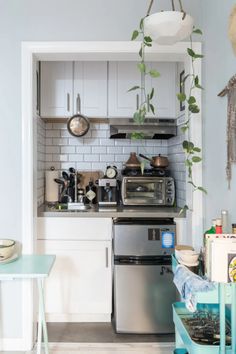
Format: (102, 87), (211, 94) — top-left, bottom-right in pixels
(38, 204), (185, 218)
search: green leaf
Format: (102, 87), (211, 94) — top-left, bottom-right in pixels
(137, 62), (146, 73)
(144, 42), (152, 47)
(131, 132), (145, 140)
(193, 28), (203, 35)
(139, 18), (144, 30)
(127, 85), (140, 92)
(150, 103), (155, 115)
(185, 159), (193, 167)
(187, 48), (204, 59)
(150, 88), (154, 100)
(131, 30), (139, 41)
(188, 181), (197, 188)
(198, 186), (207, 194)
(181, 125), (189, 133)
(187, 48), (195, 57)
(182, 140), (189, 149)
(139, 46), (143, 59)
(195, 83), (204, 90)
(193, 147), (201, 152)
(195, 76), (199, 85)
(179, 205), (189, 216)
(183, 140), (194, 153)
(144, 36), (152, 42)
(149, 69), (160, 78)
(192, 156), (202, 163)
(188, 96), (196, 105)
(177, 93), (186, 102)
(189, 104), (200, 113)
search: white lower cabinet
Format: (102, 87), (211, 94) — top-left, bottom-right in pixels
(37, 217), (113, 322)
(37, 239), (112, 322)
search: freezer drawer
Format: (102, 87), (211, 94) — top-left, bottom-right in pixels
(114, 264), (175, 334)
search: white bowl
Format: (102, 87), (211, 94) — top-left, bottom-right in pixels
(179, 250), (199, 264)
(144, 11), (194, 45)
(0, 239), (15, 260)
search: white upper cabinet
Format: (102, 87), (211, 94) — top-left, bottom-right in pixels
(146, 62), (177, 118)
(40, 61), (73, 118)
(74, 62), (107, 117)
(108, 61), (140, 117)
(40, 60), (177, 119)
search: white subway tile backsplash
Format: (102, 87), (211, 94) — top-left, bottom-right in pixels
(54, 154), (68, 162)
(76, 146), (91, 154)
(69, 138), (84, 145)
(53, 138), (68, 145)
(106, 146), (122, 154)
(61, 146), (76, 154)
(46, 146), (60, 154)
(91, 162), (107, 171)
(69, 154), (83, 162)
(100, 154), (115, 162)
(84, 154), (99, 162)
(37, 121), (187, 209)
(92, 146), (106, 154)
(46, 130), (60, 138)
(91, 130), (107, 138)
(76, 162), (92, 170)
(100, 138), (114, 146)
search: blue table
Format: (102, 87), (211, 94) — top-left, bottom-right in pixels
(0, 255), (55, 354)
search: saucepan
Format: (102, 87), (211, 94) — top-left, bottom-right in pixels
(139, 153), (169, 168)
(67, 94), (90, 137)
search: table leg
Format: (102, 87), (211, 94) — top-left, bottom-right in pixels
(219, 283), (226, 354)
(232, 284), (236, 353)
(37, 278), (49, 354)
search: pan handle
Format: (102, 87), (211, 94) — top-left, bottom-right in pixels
(139, 153), (152, 162)
(76, 93), (81, 114)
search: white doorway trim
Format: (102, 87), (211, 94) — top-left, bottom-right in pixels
(21, 41), (202, 351)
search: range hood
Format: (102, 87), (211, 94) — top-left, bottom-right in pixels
(109, 118), (177, 139)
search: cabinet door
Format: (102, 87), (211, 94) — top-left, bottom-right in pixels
(108, 61), (140, 117)
(146, 62), (177, 118)
(37, 240), (112, 322)
(74, 62), (107, 117)
(40, 61), (73, 118)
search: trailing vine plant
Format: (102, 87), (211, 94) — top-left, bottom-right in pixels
(129, 0), (206, 213)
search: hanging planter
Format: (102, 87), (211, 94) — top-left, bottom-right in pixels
(144, 0), (194, 45)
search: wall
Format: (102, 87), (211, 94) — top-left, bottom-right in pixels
(0, 0), (202, 345)
(202, 1), (236, 229)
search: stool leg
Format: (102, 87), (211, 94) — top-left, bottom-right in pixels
(37, 287), (42, 354)
(37, 278), (49, 354)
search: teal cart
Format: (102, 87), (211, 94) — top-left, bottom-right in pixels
(172, 255), (236, 354)
(0, 254), (55, 354)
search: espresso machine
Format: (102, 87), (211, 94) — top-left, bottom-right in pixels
(97, 179), (118, 206)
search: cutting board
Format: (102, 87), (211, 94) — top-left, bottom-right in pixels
(78, 171), (103, 190)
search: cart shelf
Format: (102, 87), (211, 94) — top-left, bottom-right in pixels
(172, 255), (236, 354)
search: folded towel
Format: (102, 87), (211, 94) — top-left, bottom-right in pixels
(174, 264), (215, 312)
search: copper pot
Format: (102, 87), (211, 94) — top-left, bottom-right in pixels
(139, 153), (169, 168)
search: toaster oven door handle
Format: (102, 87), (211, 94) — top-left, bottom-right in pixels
(121, 179), (126, 204)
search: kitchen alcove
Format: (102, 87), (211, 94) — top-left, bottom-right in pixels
(21, 41), (202, 350)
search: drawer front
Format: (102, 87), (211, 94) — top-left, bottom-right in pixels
(37, 217), (112, 240)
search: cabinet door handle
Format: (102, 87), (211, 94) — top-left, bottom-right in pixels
(105, 247), (109, 268)
(136, 94), (139, 110)
(76, 93), (81, 113)
(67, 93), (70, 112)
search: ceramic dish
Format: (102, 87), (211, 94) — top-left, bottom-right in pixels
(0, 253), (18, 265)
(178, 259), (199, 267)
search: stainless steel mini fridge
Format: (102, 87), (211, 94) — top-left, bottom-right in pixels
(113, 218), (176, 334)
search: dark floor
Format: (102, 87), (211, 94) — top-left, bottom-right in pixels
(48, 322), (175, 343)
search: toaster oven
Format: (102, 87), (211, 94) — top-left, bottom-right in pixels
(121, 177), (175, 206)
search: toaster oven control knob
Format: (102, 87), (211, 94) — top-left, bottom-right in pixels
(167, 189), (173, 194)
(167, 180), (173, 186)
(166, 197), (173, 204)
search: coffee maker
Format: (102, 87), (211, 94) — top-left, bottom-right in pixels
(97, 179), (118, 206)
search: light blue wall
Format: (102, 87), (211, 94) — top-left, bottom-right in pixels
(202, 1), (236, 229)
(3, 0), (234, 343)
